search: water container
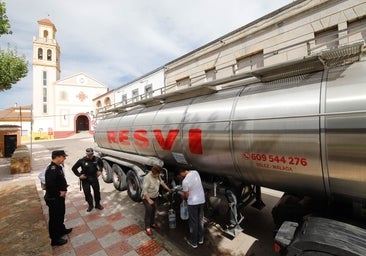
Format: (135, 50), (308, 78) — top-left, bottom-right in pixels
(180, 200), (189, 220)
(168, 209), (176, 229)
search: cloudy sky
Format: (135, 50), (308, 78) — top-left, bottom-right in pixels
(0, 0), (292, 109)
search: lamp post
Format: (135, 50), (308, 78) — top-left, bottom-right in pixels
(20, 105), (22, 136)
(15, 103), (23, 136)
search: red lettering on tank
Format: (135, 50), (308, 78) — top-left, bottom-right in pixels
(107, 130), (117, 143)
(153, 129), (179, 150)
(107, 128), (203, 154)
(119, 130), (130, 145)
(189, 128), (203, 154)
(134, 130), (149, 147)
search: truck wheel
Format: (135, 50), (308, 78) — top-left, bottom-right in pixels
(102, 160), (113, 183)
(126, 170), (142, 202)
(112, 164), (127, 191)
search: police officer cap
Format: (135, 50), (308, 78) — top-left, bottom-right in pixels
(52, 150), (68, 157)
(86, 148), (94, 155)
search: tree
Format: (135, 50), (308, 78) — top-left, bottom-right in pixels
(0, 1), (28, 92)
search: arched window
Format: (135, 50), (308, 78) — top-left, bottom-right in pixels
(38, 48), (43, 60)
(96, 100), (102, 108)
(43, 30), (49, 38)
(104, 97), (111, 106)
(47, 49), (52, 61)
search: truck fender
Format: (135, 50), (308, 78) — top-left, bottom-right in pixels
(112, 164), (127, 191)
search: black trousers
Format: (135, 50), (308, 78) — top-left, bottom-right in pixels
(45, 197), (66, 241)
(142, 197), (157, 229)
(188, 203), (205, 245)
(81, 178), (101, 206)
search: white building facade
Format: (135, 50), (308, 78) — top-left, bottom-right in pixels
(164, 0), (366, 91)
(95, 0), (366, 116)
(95, 67), (165, 117)
(32, 18), (107, 138)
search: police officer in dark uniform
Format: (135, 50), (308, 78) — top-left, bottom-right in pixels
(72, 148), (104, 212)
(45, 150), (72, 246)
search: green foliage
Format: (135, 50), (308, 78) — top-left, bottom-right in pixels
(0, 1), (29, 91)
(0, 1), (12, 36)
(0, 47), (28, 91)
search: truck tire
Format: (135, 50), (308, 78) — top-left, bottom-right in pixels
(102, 160), (113, 183)
(126, 170), (142, 202)
(112, 164), (127, 191)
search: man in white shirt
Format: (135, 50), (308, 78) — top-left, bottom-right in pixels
(179, 169), (205, 249)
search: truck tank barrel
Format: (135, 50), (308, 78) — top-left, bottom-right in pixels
(95, 60), (366, 201)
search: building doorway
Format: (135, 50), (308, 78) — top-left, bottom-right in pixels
(4, 134), (17, 157)
(76, 115), (89, 133)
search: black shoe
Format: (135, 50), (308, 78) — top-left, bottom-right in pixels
(186, 239), (198, 249)
(64, 228), (72, 235)
(51, 238), (67, 246)
(95, 204), (104, 210)
(87, 205), (93, 212)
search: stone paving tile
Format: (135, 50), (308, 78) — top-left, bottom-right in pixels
(98, 231), (123, 249)
(74, 240), (103, 256)
(70, 230), (97, 248)
(124, 250), (140, 256)
(75, 202), (89, 211)
(53, 240), (73, 255)
(71, 196), (85, 204)
(68, 223), (90, 238)
(66, 216), (85, 229)
(135, 240), (164, 256)
(127, 231), (151, 249)
(66, 211), (81, 221)
(92, 224), (115, 239)
(87, 217), (109, 230)
(90, 250), (108, 256)
(119, 224), (142, 238)
(104, 240), (134, 255)
(84, 212), (106, 222)
(106, 212), (124, 222)
(110, 216), (136, 230)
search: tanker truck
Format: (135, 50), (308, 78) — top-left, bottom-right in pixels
(94, 44), (366, 255)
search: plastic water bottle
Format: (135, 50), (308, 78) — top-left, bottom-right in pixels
(168, 209), (176, 229)
(180, 200), (189, 220)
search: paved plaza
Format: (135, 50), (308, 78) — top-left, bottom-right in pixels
(0, 132), (280, 256)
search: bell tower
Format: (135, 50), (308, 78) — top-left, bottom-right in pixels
(32, 18), (61, 131)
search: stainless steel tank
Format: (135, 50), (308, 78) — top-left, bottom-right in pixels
(95, 60), (366, 200)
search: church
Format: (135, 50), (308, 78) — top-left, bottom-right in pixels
(32, 18), (108, 139)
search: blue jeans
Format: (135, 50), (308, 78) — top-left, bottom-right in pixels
(188, 203), (204, 245)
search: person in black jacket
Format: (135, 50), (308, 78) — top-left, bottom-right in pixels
(44, 150), (72, 246)
(72, 148), (104, 212)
